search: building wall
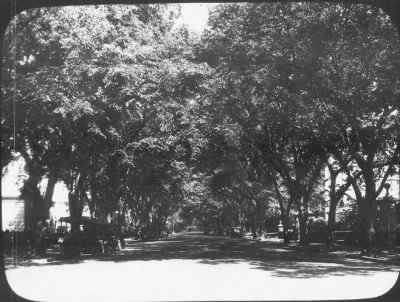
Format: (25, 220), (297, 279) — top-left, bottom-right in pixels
(385, 174), (400, 200)
(2, 197), (25, 231)
(323, 165), (400, 202)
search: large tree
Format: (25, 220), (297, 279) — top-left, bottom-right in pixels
(313, 4), (400, 254)
(2, 8), (72, 227)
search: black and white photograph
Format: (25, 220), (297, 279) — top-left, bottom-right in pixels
(1, 1), (400, 301)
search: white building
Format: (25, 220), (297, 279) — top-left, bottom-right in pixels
(2, 156), (90, 232)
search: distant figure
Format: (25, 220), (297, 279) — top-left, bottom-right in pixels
(118, 225), (125, 249)
(361, 223), (377, 257)
(34, 219), (48, 256)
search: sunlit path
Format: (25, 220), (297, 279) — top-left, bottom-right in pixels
(6, 233), (399, 301)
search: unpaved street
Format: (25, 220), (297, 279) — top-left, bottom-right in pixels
(5, 232), (400, 301)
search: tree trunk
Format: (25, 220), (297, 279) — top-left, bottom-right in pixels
(359, 199), (376, 256)
(274, 180), (291, 244)
(298, 213), (308, 245)
(69, 192), (83, 235)
(44, 172), (57, 210)
(67, 172), (85, 235)
(327, 198), (339, 247)
(281, 210), (290, 244)
(21, 174), (46, 228)
(88, 186), (97, 219)
(327, 166), (338, 247)
(251, 218), (257, 239)
(297, 197), (309, 245)
(357, 164), (378, 255)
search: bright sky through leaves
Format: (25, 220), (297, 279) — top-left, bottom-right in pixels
(180, 3), (215, 32)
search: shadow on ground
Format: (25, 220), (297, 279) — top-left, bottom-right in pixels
(4, 232), (400, 279)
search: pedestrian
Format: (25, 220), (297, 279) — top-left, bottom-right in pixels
(34, 219), (47, 256)
(360, 222), (377, 257)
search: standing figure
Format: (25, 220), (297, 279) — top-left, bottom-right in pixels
(34, 219), (47, 256)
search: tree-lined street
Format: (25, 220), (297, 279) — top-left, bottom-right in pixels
(3, 2), (400, 254)
(1, 2), (400, 301)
